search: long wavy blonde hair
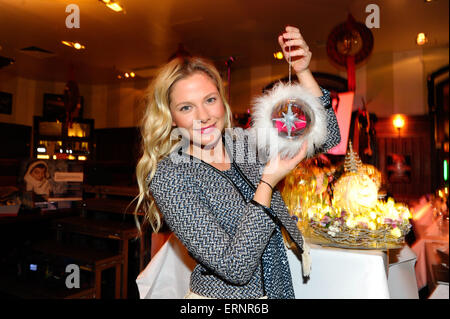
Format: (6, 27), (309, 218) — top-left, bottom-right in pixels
(135, 57), (233, 233)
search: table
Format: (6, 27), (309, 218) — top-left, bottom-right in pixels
(0, 207), (77, 225)
(32, 239), (122, 299)
(136, 233), (417, 299)
(52, 215), (142, 299)
(81, 197), (149, 270)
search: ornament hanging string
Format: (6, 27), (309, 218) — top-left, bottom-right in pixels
(288, 42), (292, 85)
(279, 41), (299, 138)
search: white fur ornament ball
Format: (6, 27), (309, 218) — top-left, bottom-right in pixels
(249, 82), (328, 160)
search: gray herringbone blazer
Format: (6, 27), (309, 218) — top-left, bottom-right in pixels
(149, 97), (340, 298)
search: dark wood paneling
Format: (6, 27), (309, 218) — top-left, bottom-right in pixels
(94, 127), (141, 164)
(85, 127), (141, 186)
(0, 123), (31, 186)
(375, 115), (434, 202)
(0, 122), (31, 159)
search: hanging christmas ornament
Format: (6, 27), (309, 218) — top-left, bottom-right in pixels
(251, 82), (328, 159)
(251, 40), (328, 159)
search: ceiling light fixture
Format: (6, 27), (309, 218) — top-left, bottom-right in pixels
(99, 0), (124, 13)
(117, 71), (136, 80)
(62, 41), (86, 50)
(416, 32), (428, 45)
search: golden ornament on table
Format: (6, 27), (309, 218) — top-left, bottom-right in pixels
(281, 142), (412, 249)
(282, 158), (331, 230)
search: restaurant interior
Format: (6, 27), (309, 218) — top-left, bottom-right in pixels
(0, 0), (448, 300)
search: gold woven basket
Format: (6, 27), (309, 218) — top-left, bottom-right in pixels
(307, 222), (412, 249)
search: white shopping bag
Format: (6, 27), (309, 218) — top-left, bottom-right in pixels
(136, 233), (197, 299)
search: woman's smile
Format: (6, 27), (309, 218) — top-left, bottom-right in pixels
(198, 124), (216, 134)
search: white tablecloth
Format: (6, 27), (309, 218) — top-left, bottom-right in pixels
(287, 243), (390, 299)
(410, 196), (449, 297)
(137, 234), (418, 299)
(387, 245), (419, 299)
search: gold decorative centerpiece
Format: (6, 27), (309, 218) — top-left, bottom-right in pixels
(281, 142), (412, 249)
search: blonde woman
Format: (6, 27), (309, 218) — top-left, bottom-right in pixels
(135, 26), (340, 299)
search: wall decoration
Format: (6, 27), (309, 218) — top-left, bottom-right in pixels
(64, 80), (82, 126)
(386, 153), (412, 183)
(43, 93), (84, 121)
(0, 91), (12, 115)
(326, 14), (374, 91)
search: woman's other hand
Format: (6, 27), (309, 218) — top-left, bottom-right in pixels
(262, 141), (308, 188)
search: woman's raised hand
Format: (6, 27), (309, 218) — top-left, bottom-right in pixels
(278, 26), (312, 75)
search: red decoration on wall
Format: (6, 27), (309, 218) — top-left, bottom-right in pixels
(326, 14), (374, 92)
(63, 80), (81, 128)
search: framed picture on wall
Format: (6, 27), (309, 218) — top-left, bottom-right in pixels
(43, 93), (84, 121)
(0, 91), (13, 115)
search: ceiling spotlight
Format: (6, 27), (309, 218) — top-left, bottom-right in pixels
(62, 41), (86, 50)
(99, 0), (124, 13)
(117, 71), (137, 80)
